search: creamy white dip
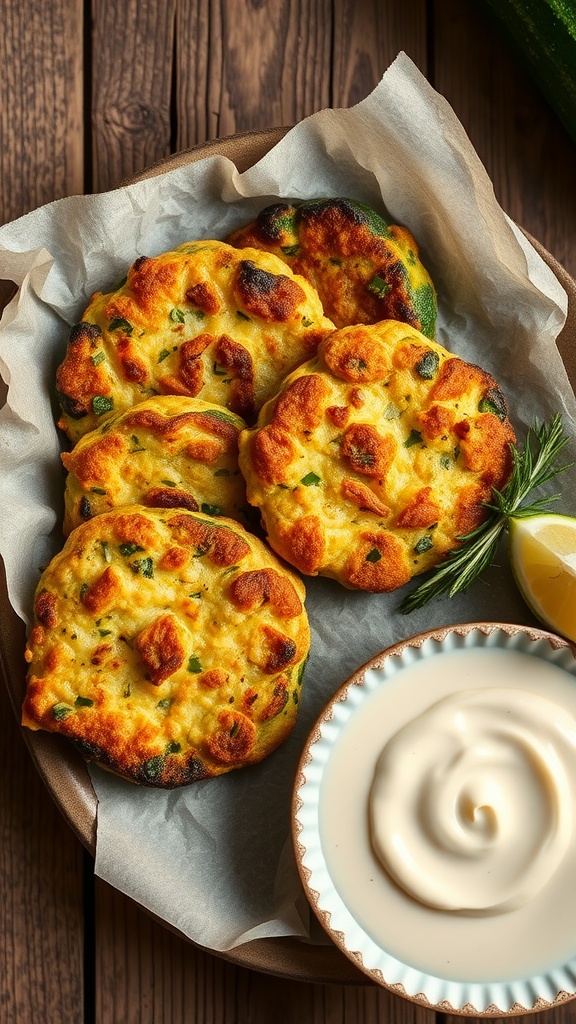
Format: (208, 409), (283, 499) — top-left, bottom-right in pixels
(319, 646), (576, 981)
(370, 686), (576, 914)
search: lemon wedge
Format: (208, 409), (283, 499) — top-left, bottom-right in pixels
(509, 514), (576, 642)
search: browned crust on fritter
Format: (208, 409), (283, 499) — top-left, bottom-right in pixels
(233, 260), (306, 321)
(56, 241), (334, 441)
(185, 281), (221, 314)
(143, 487), (200, 511)
(345, 531), (412, 592)
(227, 199), (436, 333)
(81, 566), (122, 615)
(206, 710), (256, 765)
(62, 433), (127, 485)
(323, 326), (392, 382)
(395, 487), (441, 529)
(22, 507), (310, 787)
(135, 614), (186, 685)
(341, 423), (397, 479)
(250, 426), (296, 486)
(229, 569), (303, 619)
(250, 624), (299, 674)
(56, 323), (110, 420)
(238, 320), (516, 592)
(215, 333), (256, 421)
(273, 516), (326, 575)
(272, 374), (329, 432)
(341, 478), (391, 517)
(61, 396), (249, 534)
(35, 590), (59, 629)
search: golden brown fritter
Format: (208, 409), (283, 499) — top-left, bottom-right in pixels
(22, 506), (310, 786)
(238, 320), (515, 592)
(61, 395), (249, 535)
(227, 197), (437, 336)
(56, 240), (334, 442)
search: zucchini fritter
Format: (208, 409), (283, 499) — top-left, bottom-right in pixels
(56, 240), (334, 442)
(22, 507), (310, 786)
(227, 197), (437, 337)
(61, 395), (249, 535)
(238, 320), (515, 592)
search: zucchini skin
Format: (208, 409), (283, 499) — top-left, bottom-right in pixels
(475, 0), (576, 144)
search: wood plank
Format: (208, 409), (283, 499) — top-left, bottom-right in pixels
(332, 0), (428, 106)
(0, 0), (84, 224)
(95, 880), (248, 1024)
(0, 675), (84, 1023)
(432, 0), (576, 277)
(90, 0), (177, 193)
(243, 971), (435, 1023)
(174, 0), (333, 149)
(94, 878), (436, 1024)
(174, 0), (428, 152)
(444, 1006), (576, 1024)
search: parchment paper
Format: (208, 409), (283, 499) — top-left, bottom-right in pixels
(1, 53), (575, 951)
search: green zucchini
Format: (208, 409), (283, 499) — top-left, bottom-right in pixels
(475, 0), (576, 143)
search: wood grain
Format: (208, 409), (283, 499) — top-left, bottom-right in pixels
(0, 674), (84, 1023)
(94, 880), (437, 1024)
(174, 0), (333, 149)
(174, 0), (429, 152)
(332, 0), (428, 106)
(0, 0), (84, 224)
(432, 0), (576, 278)
(90, 0), (176, 193)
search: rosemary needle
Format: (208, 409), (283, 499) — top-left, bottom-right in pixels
(399, 414), (573, 614)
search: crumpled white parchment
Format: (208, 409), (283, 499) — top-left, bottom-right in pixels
(0, 53), (574, 951)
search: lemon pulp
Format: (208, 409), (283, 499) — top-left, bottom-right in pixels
(509, 514), (576, 643)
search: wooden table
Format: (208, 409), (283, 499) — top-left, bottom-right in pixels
(1, 2), (576, 1021)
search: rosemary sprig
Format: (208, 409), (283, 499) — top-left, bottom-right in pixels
(400, 414), (572, 614)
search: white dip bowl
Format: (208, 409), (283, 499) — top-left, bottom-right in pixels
(292, 622), (576, 1015)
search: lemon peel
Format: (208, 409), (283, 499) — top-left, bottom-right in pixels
(509, 513), (576, 642)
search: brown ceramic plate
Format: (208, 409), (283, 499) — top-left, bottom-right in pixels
(1, 128), (576, 985)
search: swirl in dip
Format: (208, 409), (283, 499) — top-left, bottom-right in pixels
(319, 644), (576, 982)
(370, 687), (575, 915)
